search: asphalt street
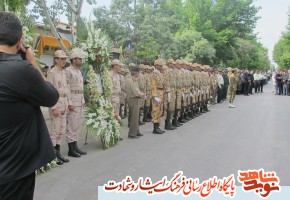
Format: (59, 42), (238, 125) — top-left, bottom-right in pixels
(35, 82), (290, 200)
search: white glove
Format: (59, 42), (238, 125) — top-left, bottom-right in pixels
(206, 90), (209, 94)
(154, 97), (161, 103)
(167, 93), (171, 103)
(144, 95), (147, 100)
(190, 93), (193, 97)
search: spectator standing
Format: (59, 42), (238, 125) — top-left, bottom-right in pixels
(0, 12), (58, 200)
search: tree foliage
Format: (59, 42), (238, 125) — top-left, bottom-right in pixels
(273, 7), (290, 70)
(92, 0), (270, 70)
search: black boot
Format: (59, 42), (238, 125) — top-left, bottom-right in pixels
(157, 123), (165, 133)
(165, 111), (176, 130)
(143, 106), (151, 122)
(165, 120), (175, 130)
(68, 143), (81, 157)
(73, 141), (87, 155)
(172, 113), (180, 127)
(54, 149), (63, 165)
(55, 145), (69, 163)
(153, 123), (164, 134)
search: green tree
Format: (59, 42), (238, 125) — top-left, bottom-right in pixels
(273, 7), (290, 69)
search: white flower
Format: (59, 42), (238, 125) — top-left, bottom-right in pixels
(22, 26), (29, 33)
(86, 118), (94, 125)
(93, 122), (99, 129)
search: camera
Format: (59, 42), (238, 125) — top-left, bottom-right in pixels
(17, 46), (29, 60)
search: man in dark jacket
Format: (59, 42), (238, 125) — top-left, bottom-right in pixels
(0, 12), (59, 200)
(242, 70), (249, 96)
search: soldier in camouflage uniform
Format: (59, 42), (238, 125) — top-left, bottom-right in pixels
(163, 63), (175, 130)
(167, 59), (178, 129)
(178, 61), (189, 123)
(173, 60), (184, 125)
(193, 64), (200, 117)
(151, 59), (166, 134)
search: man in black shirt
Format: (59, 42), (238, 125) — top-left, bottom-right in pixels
(0, 12), (59, 200)
(242, 70), (249, 96)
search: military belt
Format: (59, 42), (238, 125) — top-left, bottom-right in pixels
(59, 93), (67, 98)
(71, 90), (83, 94)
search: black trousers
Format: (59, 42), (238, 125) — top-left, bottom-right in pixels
(248, 82), (253, 94)
(0, 173), (35, 200)
(217, 85), (223, 103)
(260, 80), (264, 92)
(243, 82), (249, 95)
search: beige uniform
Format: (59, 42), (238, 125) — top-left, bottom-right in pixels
(125, 76), (142, 136)
(48, 66), (70, 146)
(109, 70), (121, 115)
(66, 66), (85, 143)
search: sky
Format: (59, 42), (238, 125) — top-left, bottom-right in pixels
(47, 0), (289, 65)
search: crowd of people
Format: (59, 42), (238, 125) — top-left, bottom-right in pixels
(272, 70), (290, 95)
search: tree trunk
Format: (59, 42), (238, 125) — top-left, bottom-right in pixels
(39, 0), (68, 54)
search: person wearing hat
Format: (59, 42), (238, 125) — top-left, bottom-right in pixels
(65, 50), (87, 158)
(151, 59), (166, 134)
(228, 68), (239, 108)
(48, 49), (70, 165)
(166, 59), (178, 129)
(129, 63), (136, 72)
(163, 60), (176, 130)
(109, 59), (124, 140)
(125, 66), (145, 138)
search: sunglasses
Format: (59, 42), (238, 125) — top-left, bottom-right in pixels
(74, 58), (82, 60)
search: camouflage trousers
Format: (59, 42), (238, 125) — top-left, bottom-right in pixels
(163, 90), (175, 118)
(152, 97), (163, 123)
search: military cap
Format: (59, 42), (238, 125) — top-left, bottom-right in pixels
(154, 59), (164, 66)
(129, 63), (136, 69)
(54, 50), (67, 58)
(70, 51), (85, 59)
(167, 59), (175, 64)
(175, 59), (182, 65)
(111, 59), (124, 66)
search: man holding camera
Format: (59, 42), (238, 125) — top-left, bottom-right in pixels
(0, 12), (58, 200)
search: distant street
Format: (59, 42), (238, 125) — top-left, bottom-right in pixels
(35, 82), (290, 200)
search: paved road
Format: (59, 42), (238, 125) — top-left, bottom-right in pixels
(35, 82), (290, 200)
